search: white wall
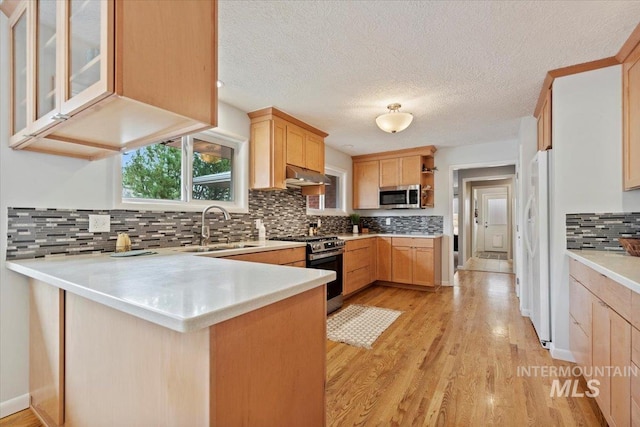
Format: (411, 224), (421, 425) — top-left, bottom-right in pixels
(549, 65), (640, 361)
(0, 14), (251, 412)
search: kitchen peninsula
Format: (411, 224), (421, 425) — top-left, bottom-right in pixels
(7, 243), (335, 427)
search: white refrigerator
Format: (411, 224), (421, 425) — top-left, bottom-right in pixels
(524, 150), (551, 348)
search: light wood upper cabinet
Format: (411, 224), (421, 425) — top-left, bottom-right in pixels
(400, 156), (422, 185)
(9, 1), (28, 147)
(8, 0), (218, 160)
(353, 146), (436, 209)
(623, 42), (640, 190)
(249, 117), (287, 190)
(537, 89), (552, 151)
(286, 124), (306, 168)
(379, 156), (422, 187)
(353, 160), (380, 209)
(305, 133), (324, 173)
(248, 107), (328, 190)
(379, 158), (399, 187)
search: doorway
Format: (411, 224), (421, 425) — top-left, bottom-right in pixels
(450, 165), (516, 276)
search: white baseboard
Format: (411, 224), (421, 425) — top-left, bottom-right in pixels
(0, 393), (29, 418)
(550, 345), (575, 362)
(441, 280), (451, 286)
(520, 308), (531, 317)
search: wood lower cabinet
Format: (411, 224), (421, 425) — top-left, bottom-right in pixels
(569, 278), (592, 375)
(221, 247), (306, 266)
(30, 280), (65, 426)
(344, 238), (376, 295)
(391, 246), (413, 284)
(570, 258), (633, 427)
(377, 237), (392, 281)
(390, 237), (441, 288)
(623, 41), (640, 190)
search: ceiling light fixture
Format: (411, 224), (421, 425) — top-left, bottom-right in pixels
(375, 103), (413, 134)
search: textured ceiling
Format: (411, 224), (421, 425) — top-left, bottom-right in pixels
(218, 1), (640, 155)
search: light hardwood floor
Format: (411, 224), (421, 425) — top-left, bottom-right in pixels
(2, 271), (603, 427)
(458, 256), (513, 274)
(327, 271), (604, 426)
(0, 410), (40, 427)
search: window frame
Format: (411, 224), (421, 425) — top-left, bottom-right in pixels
(306, 165), (348, 216)
(115, 128), (249, 213)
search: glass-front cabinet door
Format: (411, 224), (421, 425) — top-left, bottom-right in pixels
(60, 0), (114, 116)
(32, 0), (60, 133)
(9, 2), (30, 146)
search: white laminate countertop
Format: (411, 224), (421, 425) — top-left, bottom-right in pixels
(6, 240), (335, 333)
(567, 249), (640, 294)
(337, 233), (443, 241)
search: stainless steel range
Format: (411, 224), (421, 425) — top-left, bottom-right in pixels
(271, 235), (345, 314)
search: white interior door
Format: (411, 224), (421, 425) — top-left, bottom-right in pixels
(483, 193), (508, 252)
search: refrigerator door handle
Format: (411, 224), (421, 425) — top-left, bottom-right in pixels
(524, 194), (534, 257)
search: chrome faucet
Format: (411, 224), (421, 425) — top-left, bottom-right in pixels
(201, 204), (232, 246)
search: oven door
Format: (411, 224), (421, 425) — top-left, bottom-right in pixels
(307, 253), (343, 302)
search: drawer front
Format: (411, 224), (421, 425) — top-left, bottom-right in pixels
(224, 251), (279, 264)
(570, 258), (592, 287)
(346, 238), (372, 251)
(569, 277), (591, 337)
(598, 273), (632, 321)
(278, 247), (306, 265)
(344, 266), (370, 295)
(569, 314), (591, 378)
(392, 237), (413, 247)
(346, 247), (369, 272)
(411, 238), (434, 248)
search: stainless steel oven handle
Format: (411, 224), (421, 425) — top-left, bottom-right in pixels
(308, 250), (344, 261)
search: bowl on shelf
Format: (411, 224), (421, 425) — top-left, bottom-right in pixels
(619, 238), (640, 257)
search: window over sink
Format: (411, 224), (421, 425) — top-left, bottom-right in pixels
(117, 129), (248, 212)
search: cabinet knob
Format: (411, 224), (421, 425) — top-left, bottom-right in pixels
(598, 300), (608, 308)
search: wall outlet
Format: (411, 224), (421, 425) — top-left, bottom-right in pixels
(385, 218), (391, 226)
(89, 214), (110, 233)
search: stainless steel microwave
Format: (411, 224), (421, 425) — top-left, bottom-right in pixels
(379, 185), (421, 209)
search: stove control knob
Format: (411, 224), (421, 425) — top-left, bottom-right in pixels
(312, 243), (321, 251)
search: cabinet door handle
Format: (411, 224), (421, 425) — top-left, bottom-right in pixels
(598, 300), (608, 308)
(51, 113), (70, 121)
(22, 134), (36, 138)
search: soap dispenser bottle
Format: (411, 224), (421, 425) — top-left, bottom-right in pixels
(258, 220), (266, 242)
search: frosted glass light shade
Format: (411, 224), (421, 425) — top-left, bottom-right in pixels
(375, 103), (413, 133)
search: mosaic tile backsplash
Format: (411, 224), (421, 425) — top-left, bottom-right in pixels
(6, 189), (443, 260)
(566, 212), (640, 251)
